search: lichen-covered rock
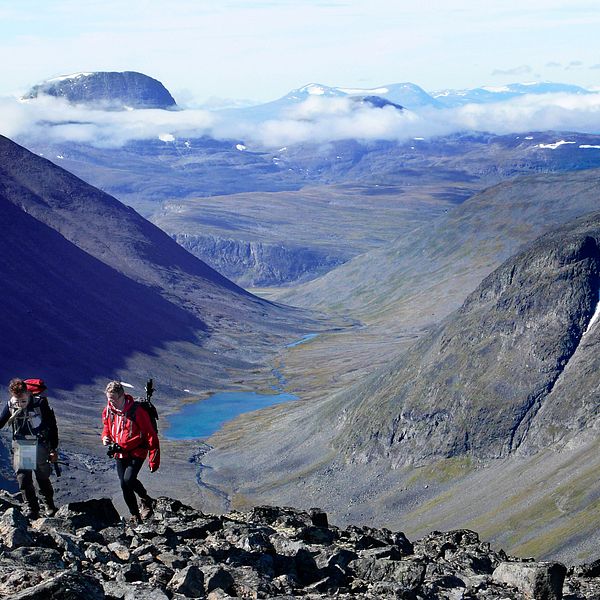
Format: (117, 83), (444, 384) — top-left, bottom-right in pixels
(0, 507), (32, 549)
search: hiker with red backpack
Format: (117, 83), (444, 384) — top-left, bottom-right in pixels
(0, 378), (59, 518)
(101, 380), (160, 524)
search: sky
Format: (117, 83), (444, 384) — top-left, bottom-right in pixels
(1, 0), (599, 105)
(1, 0), (600, 149)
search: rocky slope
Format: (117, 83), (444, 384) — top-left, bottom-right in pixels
(171, 232), (345, 287)
(24, 71), (177, 109)
(2, 491), (598, 599)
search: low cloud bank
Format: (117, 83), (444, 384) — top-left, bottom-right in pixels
(2, 92), (600, 149)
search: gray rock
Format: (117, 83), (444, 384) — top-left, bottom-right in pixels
(8, 547), (64, 569)
(492, 561), (567, 599)
(5, 570), (105, 599)
(103, 580), (170, 599)
(168, 565), (205, 597)
(56, 498), (120, 530)
(84, 542), (112, 564)
(0, 508), (32, 549)
(350, 556), (426, 589)
(202, 565), (235, 594)
(109, 541), (132, 562)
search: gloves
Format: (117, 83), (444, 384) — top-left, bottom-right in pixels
(48, 450), (58, 463)
(149, 464), (158, 473)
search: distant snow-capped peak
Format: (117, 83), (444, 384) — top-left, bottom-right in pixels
(46, 72), (95, 83)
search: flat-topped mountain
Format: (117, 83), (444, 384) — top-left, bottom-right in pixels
(23, 71), (177, 109)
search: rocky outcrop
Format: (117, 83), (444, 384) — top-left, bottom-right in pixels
(24, 71), (177, 109)
(336, 211), (600, 466)
(172, 233), (346, 286)
(2, 491), (599, 598)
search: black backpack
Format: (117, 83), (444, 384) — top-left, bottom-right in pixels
(129, 379), (159, 433)
(130, 400), (159, 434)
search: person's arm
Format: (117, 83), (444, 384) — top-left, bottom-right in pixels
(101, 407), (112, 445)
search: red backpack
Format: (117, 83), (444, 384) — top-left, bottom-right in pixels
(24, 378), (47, 395)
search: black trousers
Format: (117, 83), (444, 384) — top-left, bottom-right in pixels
(115, 456), (149, 517)
(16, 465), (54, 512)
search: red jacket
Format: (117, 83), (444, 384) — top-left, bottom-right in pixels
(102, 394), (160, 471)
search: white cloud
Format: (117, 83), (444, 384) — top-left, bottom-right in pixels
(2, 90), (600, 150)
(491, 65), (534, 77)
(0, 96), (215, 147)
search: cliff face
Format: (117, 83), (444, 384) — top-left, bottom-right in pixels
(172, 232), (345, 287)
(1, 491), (596, 599)
(336, 212), (600, 466)
(24, 71), (177, 109)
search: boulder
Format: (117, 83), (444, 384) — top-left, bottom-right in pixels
(5, 570), (105, 599)
(168, 565), (205, 597)
(493, 561), (567, 599)
(56, 498), (120, 530)
(0, 508), (32, 549)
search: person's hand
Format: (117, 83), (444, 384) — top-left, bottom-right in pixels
(48, 450), (58, 463)
(149, 464), (158, 473)
(102, 437), (111, 446)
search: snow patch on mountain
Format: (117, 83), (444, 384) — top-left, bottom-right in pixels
(47, 72), (94, 83)
(536, 140), (576, 150)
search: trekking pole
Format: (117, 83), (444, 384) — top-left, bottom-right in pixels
(47, 458), (68, 477)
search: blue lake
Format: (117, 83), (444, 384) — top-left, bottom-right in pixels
(164, 391), (298, 440)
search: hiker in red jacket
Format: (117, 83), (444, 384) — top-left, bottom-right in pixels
(101, 380), (159, 523)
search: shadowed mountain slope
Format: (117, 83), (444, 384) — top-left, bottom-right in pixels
(0, 196), (203, 394)
(0, 134), (310, 399)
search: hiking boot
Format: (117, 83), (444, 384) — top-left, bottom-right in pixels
(128, 514), (142, 526)
(45, 502), (58, 517)
(139, 496), (154, 520)
(23, 506), (40, 520)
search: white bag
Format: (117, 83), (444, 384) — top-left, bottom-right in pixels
(13, 438), (38, 471)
